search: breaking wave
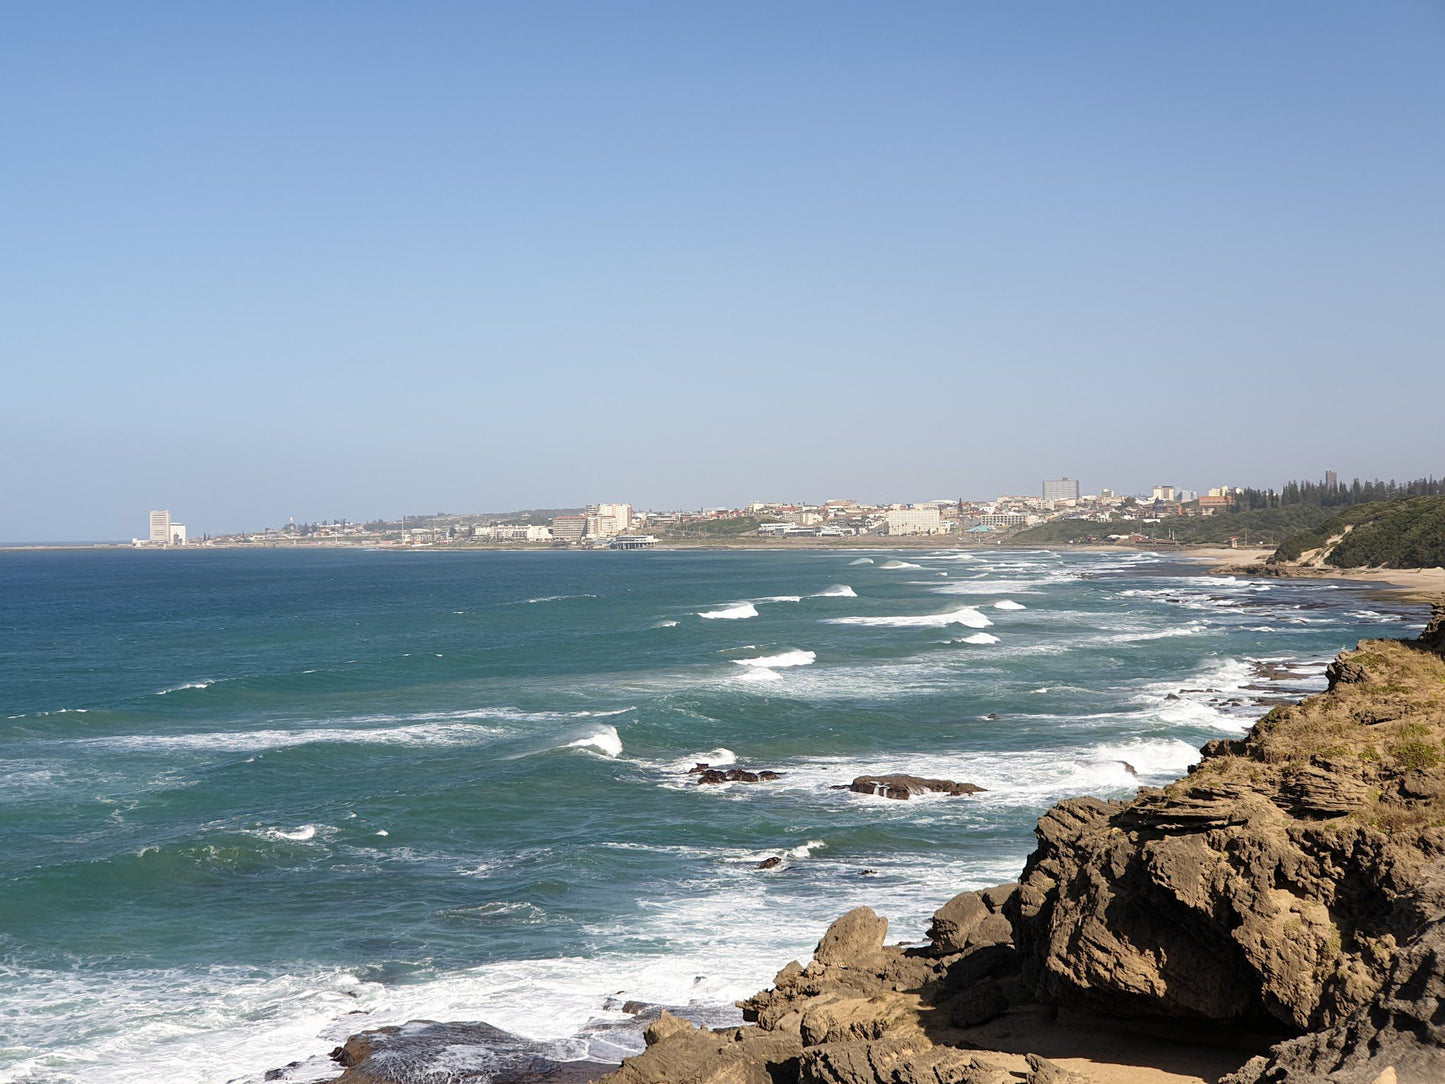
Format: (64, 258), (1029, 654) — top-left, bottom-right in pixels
(732, 650), (816, 669)
(698, 603), (759, 620)
(825, 607), (993, 629)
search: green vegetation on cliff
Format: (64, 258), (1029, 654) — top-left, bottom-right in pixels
(1012, 505), (1337, 547)
(1270, 495), (1445, 568)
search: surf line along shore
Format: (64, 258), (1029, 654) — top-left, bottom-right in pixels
(322, 605), (1445, 1084)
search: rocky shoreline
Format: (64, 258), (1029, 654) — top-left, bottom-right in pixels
(320, 604), (1445, 1084)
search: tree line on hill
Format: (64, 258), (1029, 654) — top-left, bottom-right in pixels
(1238, 475), (1445, 511)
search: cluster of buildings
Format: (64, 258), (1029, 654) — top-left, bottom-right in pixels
(146, 476), (1262, 550)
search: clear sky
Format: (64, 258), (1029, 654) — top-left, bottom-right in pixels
(4, 2), (1443, 539)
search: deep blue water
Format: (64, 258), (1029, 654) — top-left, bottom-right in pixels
(0, 547), (1423, 1083)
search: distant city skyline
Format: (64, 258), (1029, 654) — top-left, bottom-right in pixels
(4, 3), (1442, 541)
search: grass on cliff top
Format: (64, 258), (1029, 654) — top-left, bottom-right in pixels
(1181, 636), (1445, 830)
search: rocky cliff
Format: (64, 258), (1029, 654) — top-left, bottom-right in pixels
(325, 605), (1445, 1084)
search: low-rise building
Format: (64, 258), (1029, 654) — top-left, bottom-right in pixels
(885, 507), (943, 535)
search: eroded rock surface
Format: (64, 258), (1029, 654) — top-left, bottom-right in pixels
(1013, 610), (1445, 1080)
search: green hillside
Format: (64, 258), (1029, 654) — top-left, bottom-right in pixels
(1271, 496), (1445, 568)
(1011, 505), (1338, 547)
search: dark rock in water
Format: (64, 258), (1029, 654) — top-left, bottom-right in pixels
(263, 1065), (301, 1081)
(620, 1000), (648, 1015)
(329, 1020), (612, 1083)
(695, 767), (782, 785)
(687, 762), (711, 774)
(849, 774), (986, 800)
(858, 869), (878, 876)
(1166, 693), (1181, 701)
(757, 856), (782, 870)
(1121, 761), (1137, 775)
(986, 713), (1000, 720)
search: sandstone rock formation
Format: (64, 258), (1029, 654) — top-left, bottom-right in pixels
(1013, 609), (1445, 1081)
(596, 895), (1050, 1084)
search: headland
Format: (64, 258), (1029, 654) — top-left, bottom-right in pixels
(321, 602), (1445, 1083)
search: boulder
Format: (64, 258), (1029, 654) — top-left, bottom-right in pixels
(813, 907), (888, 967)
(927, 885), (1017, 956)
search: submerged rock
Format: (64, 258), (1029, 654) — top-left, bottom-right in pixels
(694, 765), (783, 784)
(848, 774), (986, 800)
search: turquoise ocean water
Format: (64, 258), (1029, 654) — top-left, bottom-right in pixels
(0, 548), (1424, 1082)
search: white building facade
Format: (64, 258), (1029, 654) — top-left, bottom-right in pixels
(885, 507), (943, 535)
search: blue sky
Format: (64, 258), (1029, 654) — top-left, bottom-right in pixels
(3, 3), (1442, 538)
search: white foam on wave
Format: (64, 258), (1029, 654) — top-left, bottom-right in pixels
(733, 650), (816, 669)
(1093, 622), (1208, 645)
(524, 594), (599, 604)
(992, 600), (1026, 611)
(156, 680), (216, 695)
(825, 606), (993, 629)
(879, 559), (922, 570)
(564, 725), (623, 758)
(71, 719), (512, 756)
(698, 603), (759, 620)
(848, 557), (874, 565)
(254, 824), (327, 843)
(8, 707), (90, 719)
(736, 667), (783, 684)
(61, 705), (633, 759)
(755, 595), (802, 604)
(928, 578), (1058, 596)
(656, 620), (678, 628)
(668, 747), (737, 771)
(814, 584), (857, 597)
(747, 735), (1202, 811)
(957, 632), (1000, 645)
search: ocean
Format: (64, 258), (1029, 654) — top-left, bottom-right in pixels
(0, 547), (1424, 1083)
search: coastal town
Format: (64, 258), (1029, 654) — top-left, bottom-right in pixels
(136, 478), (1254, 550)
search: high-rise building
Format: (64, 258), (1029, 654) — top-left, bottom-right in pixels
(1042, 478), (1080, 502)
(595, 503), (632, 533)
(551, 515), (588, 541)
(149, 510), (171, 543)
(1325, 470), (1339, 492)
(1152, 485), (1176, 502)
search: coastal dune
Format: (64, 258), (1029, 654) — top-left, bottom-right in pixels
(326, 604), (1445, 1084)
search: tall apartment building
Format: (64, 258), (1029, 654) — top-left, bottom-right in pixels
(885, 507), (943, 535)
(1042, 478), (1080, 502)
(1152, 485), (1176, 502)
(595, 503), (632, 533)
(1325, 470), (1339, 492)
(148, 510), (187, 545)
